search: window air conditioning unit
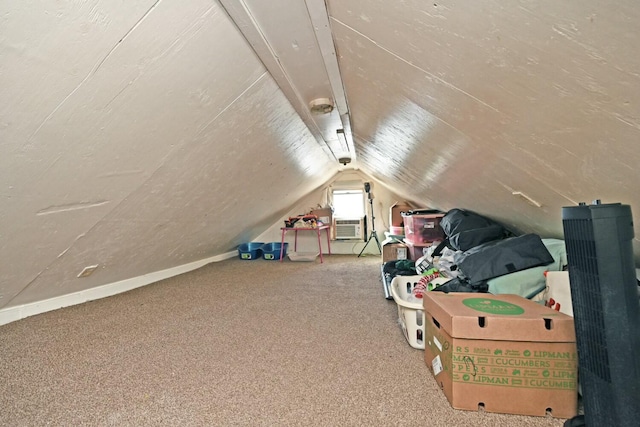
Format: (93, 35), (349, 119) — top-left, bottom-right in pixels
(334, 218), (364, 240)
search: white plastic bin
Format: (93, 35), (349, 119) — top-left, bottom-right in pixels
(288, 252), (319, 262)
(390, 275), (450, 349)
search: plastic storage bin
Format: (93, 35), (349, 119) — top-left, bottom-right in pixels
(403, 241), (431, 261)
(402, 213), (445, 245)
(390, 274), (450, 349)
(288, 252), (319, 262)
(389, 225), (405, 236)
(261, 242), (289, 260)
(238, 242), (265, 260)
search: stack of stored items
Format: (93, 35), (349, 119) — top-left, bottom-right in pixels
(381, 202), (414, 264)
(380, 203), (445, 298)
(401, 209), (445, 260)
(379, 202), (414, 299)
(414, 209), (567, 298)
(284, 214), (319, 228)
(285, 207), (333, 229)
(390, 208), (569, 349)
(383, 207), (579, 419)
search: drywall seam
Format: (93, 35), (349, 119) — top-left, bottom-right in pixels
(329, 16), (501, 114)
(0, 250), (237, 326)
(28, 0), (163, 143)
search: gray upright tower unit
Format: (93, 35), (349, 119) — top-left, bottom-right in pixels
(562, 201), (640, 426)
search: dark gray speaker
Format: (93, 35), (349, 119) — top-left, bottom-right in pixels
(562, 201), (640, 426)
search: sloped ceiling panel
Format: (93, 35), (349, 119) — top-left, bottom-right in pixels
(3, 0), (640, 310)
(329, 0), (640, 250)
(1, 1), (336, 308)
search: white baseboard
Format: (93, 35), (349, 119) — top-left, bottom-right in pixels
(0, 251), (238, 326)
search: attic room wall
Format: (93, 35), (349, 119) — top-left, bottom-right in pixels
(4, 0), (639, 327)
(0, 1), (338, 319)
(256, 170), (428, 256)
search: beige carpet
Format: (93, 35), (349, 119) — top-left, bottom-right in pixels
(0, 255), (569, 426)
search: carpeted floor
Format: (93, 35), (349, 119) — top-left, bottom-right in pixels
(0, 255), (570, 426)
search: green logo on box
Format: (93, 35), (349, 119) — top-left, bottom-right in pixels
(462, 298), (525, 315)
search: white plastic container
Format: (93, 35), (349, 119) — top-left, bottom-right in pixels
(287, 252), (319, 262)
(390, 275), (450, 349)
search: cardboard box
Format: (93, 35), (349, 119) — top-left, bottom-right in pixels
(423, 292), (578, 418)
(389, 202), (414, 227)
(382, 243), (407, 262)
(310, 208), (333, 227)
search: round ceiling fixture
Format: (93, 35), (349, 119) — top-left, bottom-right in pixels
(338, 156), (351, 166)
(309, 98), (334, 114)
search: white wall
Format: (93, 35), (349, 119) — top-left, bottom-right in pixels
(255, 170), (426, 257)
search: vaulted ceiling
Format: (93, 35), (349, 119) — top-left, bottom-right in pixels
(1, 0), (638, 313)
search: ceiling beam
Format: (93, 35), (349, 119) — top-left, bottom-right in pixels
(218, 0), (355, 163)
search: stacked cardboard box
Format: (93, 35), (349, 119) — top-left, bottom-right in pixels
(382, 202), (414, 263)
(389, 202), (414, 228)
(423, 292), (578, 418)
(382, 243), (407, 263)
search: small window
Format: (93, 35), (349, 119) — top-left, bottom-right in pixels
(332, 189), (365, 218)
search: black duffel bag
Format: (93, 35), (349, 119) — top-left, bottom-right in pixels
(453, 233), (554, 284)
(439, 208), (508, 251)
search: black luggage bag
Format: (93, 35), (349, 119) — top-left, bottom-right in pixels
(439, 208), (509, 251)
(453, 233), (555, 284)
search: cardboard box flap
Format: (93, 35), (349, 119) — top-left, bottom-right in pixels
(424, 292), (575, 343)
(310, 208), (333, 226)
(389, 201), (416, 227)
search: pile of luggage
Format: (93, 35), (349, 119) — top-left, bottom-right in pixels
(384, 208), (567, 300)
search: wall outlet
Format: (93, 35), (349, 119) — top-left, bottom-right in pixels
(77, 265), (99, 278)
